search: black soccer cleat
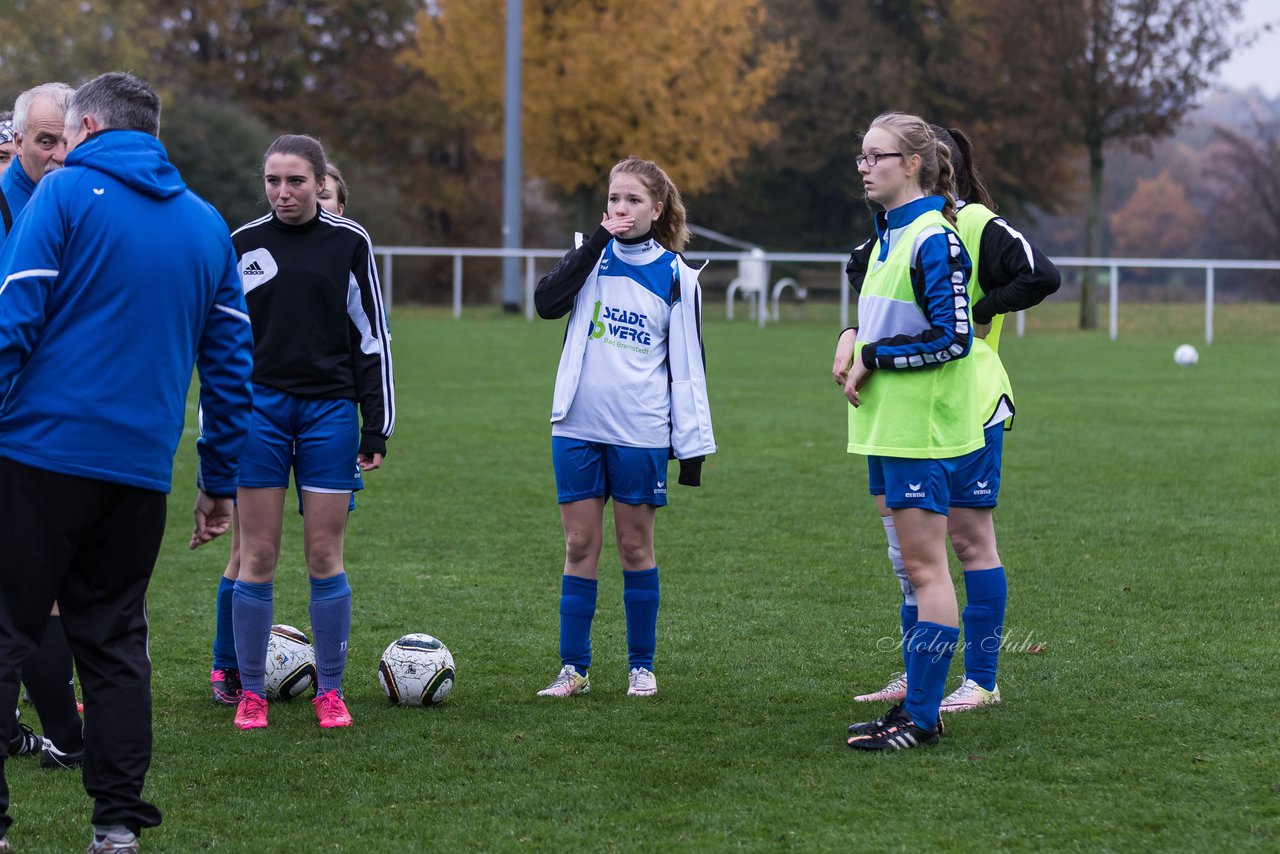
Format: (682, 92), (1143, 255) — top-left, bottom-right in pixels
(40, 740), (85, 770)
(848, 702), (945, 737)
(8, 719), (45, 757)
(846, 703), (941, 751)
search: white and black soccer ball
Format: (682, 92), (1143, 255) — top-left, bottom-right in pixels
(263, 624), (317, 701)
(378, 634), (455, 706)
(1174, 344), (1199, 367)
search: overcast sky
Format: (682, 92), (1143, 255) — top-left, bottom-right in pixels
(1214, 0), (1280, 95)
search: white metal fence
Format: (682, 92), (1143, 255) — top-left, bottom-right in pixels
(373, 246), (1280, 343)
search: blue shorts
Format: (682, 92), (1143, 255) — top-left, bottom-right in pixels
(868, 425), (1004, 514)
(240, 384), (364, 493)
(949, 425), (1004, 508)
(552, 437), (668, 506)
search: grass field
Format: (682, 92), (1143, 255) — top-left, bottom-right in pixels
(7, 304), (1279, 851)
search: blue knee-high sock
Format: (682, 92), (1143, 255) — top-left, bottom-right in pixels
(904, 621), (960, 731)
(232, 580), (274, 698)
(962, 566), (1007, 691)
(213, 576), (238, 671)
(309, 573), (353, 695)
(900, 603), (919, 674)
(559, 575), (597, 675)
(623, 567), (660, 671)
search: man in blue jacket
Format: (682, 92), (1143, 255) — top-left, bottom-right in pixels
(0, 81), (88, 779)
(0, 82), (73, 239)
(0, 72), (253, 854)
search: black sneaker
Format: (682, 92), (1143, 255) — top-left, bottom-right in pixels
(848, 702), (945, 737)
(211, 668), (243, 705)
(9, 719), (45, 757)
(40, 740), (85, 770)
(846, 703), (941, 751)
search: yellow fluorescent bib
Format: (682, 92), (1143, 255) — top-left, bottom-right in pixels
(847, 209), (984, 459)
(956, 203), (1014, 425)
(957, 203), (1004, 352)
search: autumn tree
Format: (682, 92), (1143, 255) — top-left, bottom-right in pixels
(1008, 0), (1243, 328)
(684, 0), (1081, 251)
(1205, 118), (1280, 258)
(0, 0), (164, 96)
(1107, 170), (1198, 257)
(405, 0), (793, 231)
(149, 1), (513, 259)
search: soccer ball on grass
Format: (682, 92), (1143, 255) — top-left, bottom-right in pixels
(264, 624), (317, 701)
(378, 634), (455, 706)
(1173, 344), (1199, 367)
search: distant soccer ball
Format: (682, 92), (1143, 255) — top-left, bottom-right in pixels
(1173, 344), (1199, 367)
(263, 625), (316, 701)
(378, 634), (455, 706)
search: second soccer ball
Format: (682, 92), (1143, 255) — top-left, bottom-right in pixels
(378, 634), (455, 707)
(263, 624), (317, 701)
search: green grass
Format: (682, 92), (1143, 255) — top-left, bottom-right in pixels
(8, 305), (1279, 851)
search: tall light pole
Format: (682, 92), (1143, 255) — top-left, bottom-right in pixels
(500, 0), (523, 312)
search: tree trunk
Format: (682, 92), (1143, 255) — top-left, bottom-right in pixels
(1080, 139), (1104, 330)
(571, 186), (602, 237)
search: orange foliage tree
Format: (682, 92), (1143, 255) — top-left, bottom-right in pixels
(1107, 170), (1198, 258)
(404, 0), (793, 198)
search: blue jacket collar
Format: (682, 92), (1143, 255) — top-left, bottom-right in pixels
(875, 195), (946, 240)
(64, 130), (185, 201)
(1, 154), (38, 199)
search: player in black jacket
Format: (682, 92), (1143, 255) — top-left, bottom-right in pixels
(835, 124), (1059, 716)
(206, 159), (359, 708)
(227, 135), (394, 731)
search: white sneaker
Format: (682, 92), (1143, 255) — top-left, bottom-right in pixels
(626, 667), (657, 697)
(854, 672), (908, 703)
(536, 665), (590, 698)
(87, 825), (140, 853)
(940, 678), (1001, 713)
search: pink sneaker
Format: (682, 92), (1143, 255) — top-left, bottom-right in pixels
(234, 691), (268, 730)
(313, 689), (353, 728)
(536, 665), (590, 698)
(210, 668), (242, 705)
(854, 672), (908, 703)
(627, 667), (657, 697)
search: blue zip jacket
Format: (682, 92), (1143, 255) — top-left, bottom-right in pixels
(0, 129), (253, 494)
(0, 156), (37, 240)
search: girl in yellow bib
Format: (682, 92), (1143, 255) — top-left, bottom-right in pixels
(838, 126), (1061, 717)
(840, 113), (980, 751)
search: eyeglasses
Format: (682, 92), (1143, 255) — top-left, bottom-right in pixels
(856, 152), (903, 168)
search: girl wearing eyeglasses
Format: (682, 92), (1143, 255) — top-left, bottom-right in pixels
(835, 124), (1060, 721)
(835, 112), (984, 751)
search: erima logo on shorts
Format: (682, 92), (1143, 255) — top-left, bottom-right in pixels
(654, 480), (666, 496)
(239, 248), (279, 293)
(972, 480), (992, 496)
(904, 482), (926, 498)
